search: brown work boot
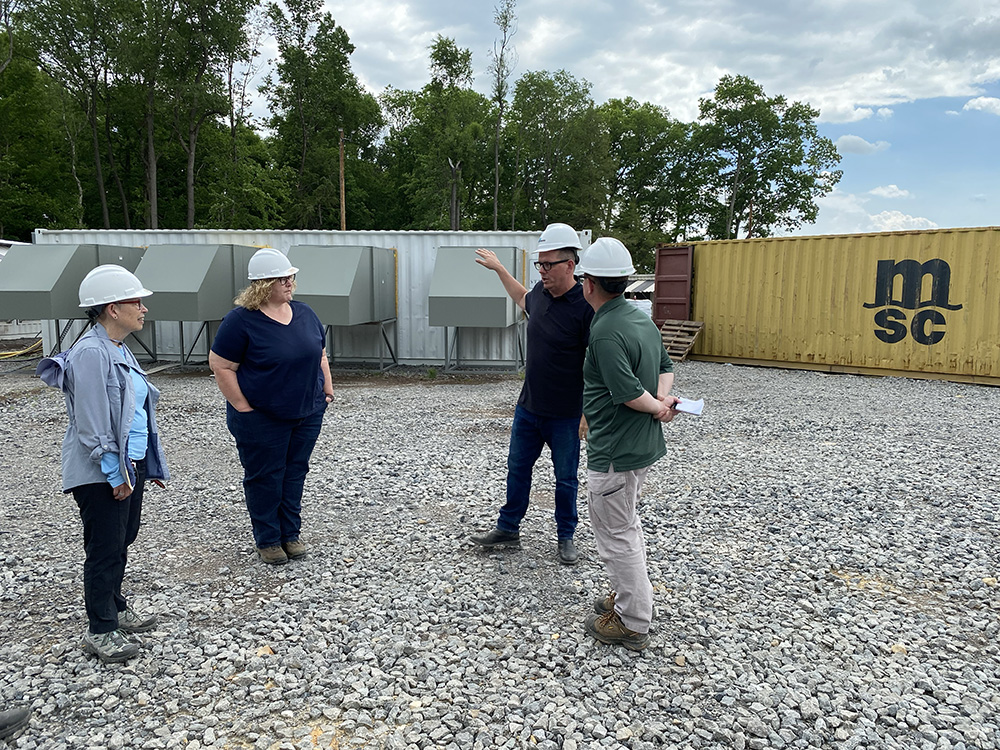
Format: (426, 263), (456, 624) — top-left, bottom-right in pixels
(585, 610), (650, 651)
(594, 591), (616, 615)
(283, 538), (307, 560)
(257, 545), (288, 565)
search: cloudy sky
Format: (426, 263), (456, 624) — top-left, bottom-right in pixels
(282, 0), (1000, 236)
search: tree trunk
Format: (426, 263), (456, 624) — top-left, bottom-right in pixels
(448, 157), (461, 231)
(725, 153), (742, 240)
(492, 108), (503, 231)
(181, 113), (209, 230)
(87, 94), (111, 229)
(58, 98), (85, 226)
(145, 88), (158, 229)
(104, 108), (131, 230)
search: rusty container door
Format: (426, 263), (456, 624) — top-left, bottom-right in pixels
(653, 244), (694, 325)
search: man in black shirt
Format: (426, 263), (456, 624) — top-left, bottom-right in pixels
(471, 223), (594, 564)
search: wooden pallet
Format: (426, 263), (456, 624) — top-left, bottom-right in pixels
(660, 319), (704, 362)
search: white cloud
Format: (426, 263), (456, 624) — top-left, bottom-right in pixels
(869, 210), (938, 232)
(963, 96), (1000, 116)
(819, 104), (874, 123)
(876, 107), (893, 119)
(869, 184), (911, 198)
(835, 135), (891, 155)
(784, 190), (938, 236)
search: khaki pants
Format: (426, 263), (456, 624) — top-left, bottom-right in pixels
(587, 465), (653, 633)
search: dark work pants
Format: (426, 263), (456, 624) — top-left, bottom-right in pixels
(73, 459), (146, 634)
(226, 404), (325, 549)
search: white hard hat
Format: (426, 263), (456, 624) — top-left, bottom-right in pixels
(248, 247), (298, 280)
(535, 222), (583, 254)
(78, 265), (153, 308)
(575, 237), (636, 277)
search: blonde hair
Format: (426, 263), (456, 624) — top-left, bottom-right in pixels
(234, 278), (296, 310)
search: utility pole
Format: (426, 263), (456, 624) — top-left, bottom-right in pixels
(339, 128), (346, 230)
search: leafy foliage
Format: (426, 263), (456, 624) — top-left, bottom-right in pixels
(2, 2), (843, 269)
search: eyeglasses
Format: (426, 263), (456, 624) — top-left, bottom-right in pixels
(114, 298), (144, 308)
(533, 259), (571, 272)
(275, 274), (296, 285)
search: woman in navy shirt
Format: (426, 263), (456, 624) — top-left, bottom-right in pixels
(209, 248), (334, 565)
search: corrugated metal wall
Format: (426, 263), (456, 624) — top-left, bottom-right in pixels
(31, 229), (574, 365)
(690, 226), (1000, 381)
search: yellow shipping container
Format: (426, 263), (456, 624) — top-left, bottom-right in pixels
(689, 226), (1000, 383)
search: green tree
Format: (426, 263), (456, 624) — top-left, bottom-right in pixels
(487, 0), (516, 230)
(0, 30), (81, 239)
(199, 120), (291, 228)
(505, 70), (599, 229)
(137, 1), (182, 229)
(27, 0), (121, 228)
(167, 0), (255, 228)
(698, 74), (842, 238)
(378, 37), (491, 230)
(264, 0), (383, 229)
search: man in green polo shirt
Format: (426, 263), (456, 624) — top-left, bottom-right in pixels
(577, 237), (679, 651)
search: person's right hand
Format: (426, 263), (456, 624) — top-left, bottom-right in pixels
(474, 248), (503, 272)
(655, 403), (678, 424)
(112, 482), (132, 501)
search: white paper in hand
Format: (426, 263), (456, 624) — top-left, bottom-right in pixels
(674, 397), (704, 416)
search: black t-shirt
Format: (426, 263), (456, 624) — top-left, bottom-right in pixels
(518, 281), (594, 419)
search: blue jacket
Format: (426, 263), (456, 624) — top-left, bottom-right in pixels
(36, 324), (170, 492)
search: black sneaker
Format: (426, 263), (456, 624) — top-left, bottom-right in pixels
(0, 706), (30, 740)
(470, 528), (521, 547)
(557, 539), (579, 565)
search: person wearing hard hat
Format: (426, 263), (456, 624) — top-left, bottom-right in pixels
(577, 237), (679, 651)
(209, 247), (334, 565)
(36, 265), (170, 664)
(470, 223), (594, 565)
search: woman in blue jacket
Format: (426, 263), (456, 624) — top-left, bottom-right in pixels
(37, 265), (169, 664)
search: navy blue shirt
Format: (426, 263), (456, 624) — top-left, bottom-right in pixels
(211, 301), (326, 420)
(518, 281), (594, 419)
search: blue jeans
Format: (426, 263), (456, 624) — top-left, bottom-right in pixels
(73, 459), (146, 634)
(226, 404), (325, 548)
(497, 404), (580, 540)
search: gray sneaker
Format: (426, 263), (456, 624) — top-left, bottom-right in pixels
(83, 629), (140, 663)
(119, 607), (157, 633)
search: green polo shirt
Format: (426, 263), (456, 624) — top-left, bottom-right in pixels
(583, 295), (674, 472)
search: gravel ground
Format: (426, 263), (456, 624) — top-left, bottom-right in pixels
(0, 358), (997, 750)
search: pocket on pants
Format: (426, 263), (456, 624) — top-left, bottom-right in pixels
(588, 471), (635, 533)
(226, 404), (259, 439)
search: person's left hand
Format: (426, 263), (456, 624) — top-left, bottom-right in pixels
(324, 392), (334, 403)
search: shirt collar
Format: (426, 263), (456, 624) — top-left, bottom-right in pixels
(592, 293), (627, 322)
